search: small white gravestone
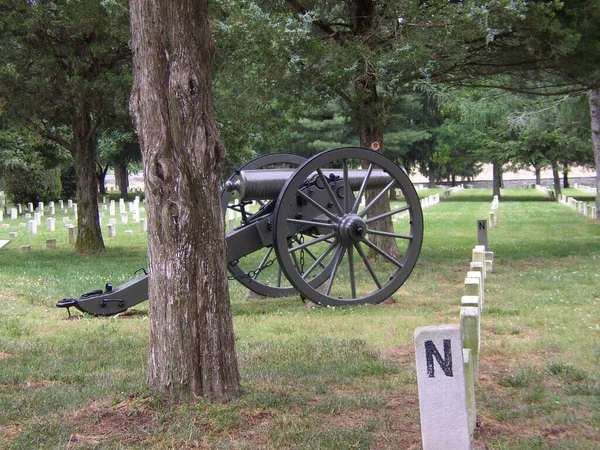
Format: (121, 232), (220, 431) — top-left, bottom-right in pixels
(460, 307), (480, 376)
(463, 349), (477, 436)
(17, 204), (22, 214)
(28, 220), (37, 235)
(47, 217), (56, 232)
(10, 208), (17, 220)
(140, 218), (147, 232)
(34, 212), (42, 226)
(467, 271), (484, 306)
(46, 238), (57, 249)
(28, 202), (34, 212)
(121, 211), (128, 224)
(119, 198), (126, 214)
(109, 200), (116, 216)
(20, 245), (32, 253)
(8, 232), (18, 239)
(414, 324), (471, 450)
(59, 200), (64, 210)
(67, 199), (73, 209)
(124, 230), (134, 236)
(38, 202), (44, 215)
(0, 239), (10, 249)
(0, 210), (3, 222)
(67, 225), (76, 244)
(107, 223), (116, 238)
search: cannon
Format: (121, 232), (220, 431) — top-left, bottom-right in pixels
(57, 147), (423, 316)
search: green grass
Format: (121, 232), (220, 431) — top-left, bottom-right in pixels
(1, 189), (599, 449)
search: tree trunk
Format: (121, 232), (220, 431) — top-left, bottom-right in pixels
(588, 89), (600, 212)
(492, 162), (502, 199)
(562, 165), (569, 189)
(534, 165), (541, 185)
(551, 163), (562, 197)
(129, 0), (240, 403)
(97, 165), (108, 196)
(428, 163), (436, 189)
(115, 162), (129, 200)
(72, 102), (105, 254)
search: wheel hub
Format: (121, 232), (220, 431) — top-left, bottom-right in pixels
(338, 215), (367, 244)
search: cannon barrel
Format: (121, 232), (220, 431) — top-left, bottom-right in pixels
(224, 168), (393, 201)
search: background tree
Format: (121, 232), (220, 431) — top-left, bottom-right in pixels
(0, 0), (131, 253)
(97, 129), (142, 200)
(129, 0), (241, 402)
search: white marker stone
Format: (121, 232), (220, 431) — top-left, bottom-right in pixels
(47, 217), (56, 232)
(107, 223), (116, 238)
(67, 225), (76, 244)
(460, 306), (480, 376)
(414, 324), (471, 450)
(28, 220), (37, 235)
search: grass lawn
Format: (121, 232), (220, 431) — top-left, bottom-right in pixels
(0, 188), (599, 449)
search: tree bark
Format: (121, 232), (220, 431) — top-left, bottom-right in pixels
(534, 166), (541, 185)
(114, 163), (129, 200)
(492, 162), (502, 199)
(589, 89), (600, 212)
(551, 163), (562, 197)
(562, 165), (569, 189)
(129, 0), (240, 403)
(72, 101), (105, 254)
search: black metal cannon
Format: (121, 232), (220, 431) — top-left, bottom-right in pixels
(57, 147), (423, 316)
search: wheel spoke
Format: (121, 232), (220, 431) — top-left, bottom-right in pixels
(348, 245), (356, 298)
(289, 232), (336, 252)
(365, 205), (410, 224)
(316, 167), (344, 215)
(325, 243), (347, 295)
(351, 163), (374, 214)
(359, 179), (397, 218)
(297, 189), (340, 223)
(367, 228), (413, 240)
(343, 158), (350, 213)
(287, 218), (337, 229)
(292, 236), (327, 270)
(361, 237), (404, 269)
(354, 242), (382, 289)
(301, 238), (339, 279)
(254, 246), (274, 280)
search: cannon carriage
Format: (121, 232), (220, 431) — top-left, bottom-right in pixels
(57, 147), (423, 316)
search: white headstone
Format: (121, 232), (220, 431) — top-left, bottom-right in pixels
(107, 223), (116, 238)
(140, 218), (147, 232)
(73, 203), (78, 221)
(460, 307), (480, 376)
(28, 202), (34, 212)
(10, 208), (17, 220)
(8, 232), (18, 239)
(38, 202), (44, 215)
(67, 199), (73, 209)
(28, 220), (37, 235)
(67, 225), (76, 244)
(109, 200), (116, 216)
(47, 217), (56, 232)
(414, 324), (471, 449)
(121, 211), (128, 224)
(34, 212), (42, 226)
(17, 204), (22, 214)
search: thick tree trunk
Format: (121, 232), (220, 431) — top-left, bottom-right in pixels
(588, 90), (600, 212)
(562, 165), (569, 189)
(114, 163), (129, 200)
(97, 165), (108, 196)
(428, 163), (436, 189)
(72, 103), (105, 254)
(534, 166), (542, 185)
(492, 162), (502, 199)
(130, 0), (240, 403)
(552, 163), (562, 197)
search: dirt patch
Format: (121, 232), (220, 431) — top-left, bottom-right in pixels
(68, 396), (155, 448)
(370, 394), (421, 449)
(0, 352), (13, 360)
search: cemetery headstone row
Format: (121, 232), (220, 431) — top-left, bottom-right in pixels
(557, 193), (597, 219)
(414, 221), (494, 450)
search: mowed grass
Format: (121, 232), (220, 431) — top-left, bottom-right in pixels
(0, 188), (599, 449)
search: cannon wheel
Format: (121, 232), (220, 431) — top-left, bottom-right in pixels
(272, 147), (423, 306)
(221, 153), (331, 298)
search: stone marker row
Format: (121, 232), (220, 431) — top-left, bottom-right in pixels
(489, 195), (499, 228)
(557, 193), (597, 219)
(444, 184), (465, 198)
(573, 183), (597, 194)
(414, 221), (494, 450)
